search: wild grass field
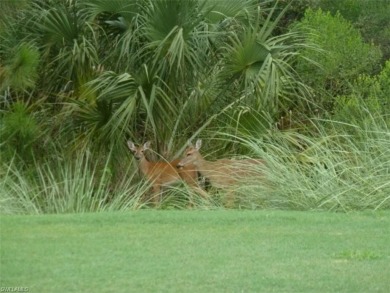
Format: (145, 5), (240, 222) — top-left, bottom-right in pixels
(1, 211), (389, 293)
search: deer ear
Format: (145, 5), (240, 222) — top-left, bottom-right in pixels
(127, 141), (136, 151)
(195, 139), (202, 150)
(143, 141), (151, 149)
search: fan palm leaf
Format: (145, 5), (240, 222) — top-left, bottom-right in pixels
(1, 42), (40, 91)
(0, 0), (319, 161)
(202, 0), (260, 23)
(81, 0), (140, 22)
(34, 5), (80, 47)
(140, 0), (209, 83)
(221, 2), (311, 112)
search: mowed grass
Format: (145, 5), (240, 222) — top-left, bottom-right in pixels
(1, 211), (389, 293)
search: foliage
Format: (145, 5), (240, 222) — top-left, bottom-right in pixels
(0, 42), (40, 92)
(0, 1), (388, 212)
(0, 151), (147, 214)
(272, 0), (314, 30)
(2, 106), (388, 213)
(272, 0), (390, 64)
(233, 111), (390, 211)
(0, 101), (41, 162)
(293, 8), (382, 109)
(332, 60), (390, 129)
(0, 0), (314, 160)
(316, 0), (390, 61)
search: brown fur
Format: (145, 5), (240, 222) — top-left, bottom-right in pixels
(127, 141), (206, 204)
(177, 140), (266, 189)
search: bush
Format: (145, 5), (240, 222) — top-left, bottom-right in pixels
(316, 0), (390, 62)
(293, 8), (382, 109)
(333, 60), (390, 125)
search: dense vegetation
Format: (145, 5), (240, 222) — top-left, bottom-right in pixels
(1, 0), (389, 213)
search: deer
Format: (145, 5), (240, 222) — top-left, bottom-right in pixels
(177, 139), (266, 205)
(127, 141), (207, 205)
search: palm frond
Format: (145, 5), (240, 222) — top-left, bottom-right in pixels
(2, 42), (40, 91)
(141, 0), (209, 82)
(202, 0), (260, 23)
(81, 0), (140, 22)
(34, 6), (80, 47)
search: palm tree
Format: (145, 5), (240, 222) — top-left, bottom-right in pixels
(1, 0), (314, 161)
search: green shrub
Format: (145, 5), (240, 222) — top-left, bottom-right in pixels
(316, 0), (367, 21)
(333, 60), (390, 125)
(317, 0), (390, 61)
(293, 8), (382, 109)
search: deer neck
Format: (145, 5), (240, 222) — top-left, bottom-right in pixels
(138, 157), (151, 176)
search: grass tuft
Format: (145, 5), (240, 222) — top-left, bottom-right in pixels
(212, 113), (390, 211)
(0, 153), (149, 214)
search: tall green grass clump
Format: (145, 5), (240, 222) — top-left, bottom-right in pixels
(0, 152), (149, 214)
(226, 109), (389, 211)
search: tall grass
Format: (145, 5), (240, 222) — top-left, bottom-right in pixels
(0, 153), (149, 214)
(229, 113), (390, 211)
(1, 110), (389, 214)
(0, 151), (217, 214)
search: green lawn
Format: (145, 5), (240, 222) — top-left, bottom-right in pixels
(1, 211), (389, 292)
